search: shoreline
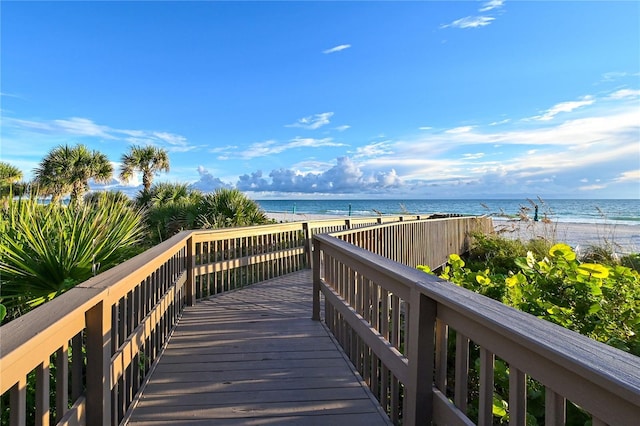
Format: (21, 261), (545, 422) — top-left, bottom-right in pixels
(265, 212), (640, 254)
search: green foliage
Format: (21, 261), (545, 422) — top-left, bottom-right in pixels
(0, 194), (145, 319)
(197, 189), (271, 229)
(33, 144), (113, 204)
(136, 182), (203, 243)
(0, 162), (26, 200)
(418, 237), (640, 424)
(0, 162), (23, 184)
(120, 145), (170, 192)
(428, 244), (640, 354)
(464, 232), (553, 275)
(137, 185), (273, 244)
(621, 253), (640, 273)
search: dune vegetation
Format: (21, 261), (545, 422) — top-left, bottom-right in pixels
(418, 233), (640, 424)
(0, 145), (272, 323)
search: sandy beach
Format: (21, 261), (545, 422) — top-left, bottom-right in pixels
(266, 212), (640, 254)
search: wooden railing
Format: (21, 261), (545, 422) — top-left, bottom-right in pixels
(312, 218), (640, 425)
(0, 214), (428, 426)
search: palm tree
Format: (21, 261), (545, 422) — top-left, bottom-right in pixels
(33, 144), (113, 204)
(0, 162), (22, 184)
(0, 162), (24, 199)
(119, 145), (170, 193)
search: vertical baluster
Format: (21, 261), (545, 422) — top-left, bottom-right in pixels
(509, 367), (526, 426)
(478, 348), (495, 426)
(455, 333), (470, 413)
(362, 277), (371, 386)
(390, 293), (400, 420)
(371, 283), (380, 397)
(391, 295), (400, 351)
(545, 388), (565, 426)
(435, 319), (448, 392)
(390, 373), (400, 424)
(36, 361), (49, 426)
(71, 333), (83, 400)
(381, 365), (390, 416)
(56, 344), (69, 421)
(10, 378), (27, 426)
(312, 241), (321, 322)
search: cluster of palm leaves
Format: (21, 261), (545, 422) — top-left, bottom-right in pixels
(139, 183), (272, 243)
(33, 144), (113, 204)
(0, 162), (25, 200)
(0, 193), (146, 320)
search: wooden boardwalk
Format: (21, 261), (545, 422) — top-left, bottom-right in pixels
(125, 270), (391, 425)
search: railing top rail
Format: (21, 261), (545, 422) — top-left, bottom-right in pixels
(326, 215), (478, 238)
(186, 216), (418, 242)
(313, 232), (640, 406)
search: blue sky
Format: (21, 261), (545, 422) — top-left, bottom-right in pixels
(1, 0), (639, 199)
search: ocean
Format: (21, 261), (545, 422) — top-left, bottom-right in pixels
(255, 199), (640, 226)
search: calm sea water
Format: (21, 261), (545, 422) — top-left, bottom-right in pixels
(255, 199), (640, 226)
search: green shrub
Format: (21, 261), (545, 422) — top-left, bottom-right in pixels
(418, 240), (640, 424)
(0, 194), (145, 320)
(465, 232), (553, 275)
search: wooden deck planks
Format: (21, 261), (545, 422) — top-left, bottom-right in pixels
(125, 270), (391, 425)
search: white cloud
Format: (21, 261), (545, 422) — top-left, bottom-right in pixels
(323, 44), (351, 54)
(237, 137), (347, 159)
(607, 89), (640, 100)
(208, 145), (238, 153)
(0, 92), (24, 99)
(286, 112), (334, 130)
(489, 119), (510, 126)
(531, 96), (595, 121)
(445, 125), (474, 134)
(578, 184), (607, 191)
(335, 125), (351, 132)
(3, 116), (195, 151)
(353, 141), (394, 159)
(614, 170), (640, 183)
(442, 16), (495, 29)
(479, 0), (505, 12)
(601, 71), (640, 82)
(237, 156), (402, 194)
(290, 160), (334, 174)
(190, 166), (232, 192)
(419, 126), (433, 130)
(462, 153), (485, 160)
(52, 117), (114, 138)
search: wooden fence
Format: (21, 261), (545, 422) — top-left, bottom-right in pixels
(312, 218), (640, 425)
(0, 214), (427, 426)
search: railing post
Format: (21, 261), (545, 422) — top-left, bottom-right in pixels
(404, 286), (436, 425)
(85, 301), (111, 426)
(186, 235), (195, 306)
(303, 222), (312, 269)
(312, 238), (322, 321)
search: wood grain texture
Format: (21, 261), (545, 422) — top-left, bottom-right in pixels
(124, 270), (391, 425)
